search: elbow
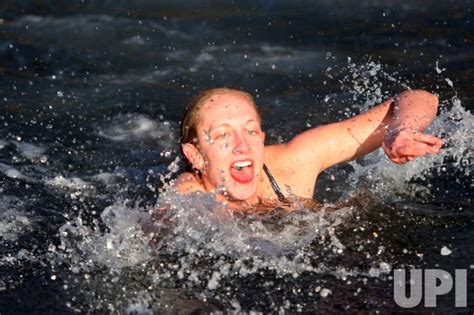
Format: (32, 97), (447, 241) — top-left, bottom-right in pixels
(417, 89), (439, 111)
(400, 89), (439, 113)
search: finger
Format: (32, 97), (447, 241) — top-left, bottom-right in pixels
(395, 143), (440, 158)
(398, 157), (408, 164)
(395, 143), (435, 157)
(391, 158), (401, 164)
(413, 133), (443, 147)
(432, 139), (443, 150)
(391, 157), (407, 164)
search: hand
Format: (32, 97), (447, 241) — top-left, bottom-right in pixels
(382, 127), (443, 164)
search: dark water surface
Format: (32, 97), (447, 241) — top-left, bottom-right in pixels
(1, 0), (473, 313)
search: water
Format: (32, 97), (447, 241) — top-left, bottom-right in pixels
(1, 0), (473, 313)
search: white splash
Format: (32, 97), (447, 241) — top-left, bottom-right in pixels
(339, 60), (473, 199)
(0, 195), (31, 242)
(57, 200), (153, 272)
(98, 114), (176, 147)
(11, 141), (47, 160)
(337, 58), (411, 111)
(0, 162), (33, 181)
(45, 176), (96, 199)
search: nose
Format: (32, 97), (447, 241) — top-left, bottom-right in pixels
(232, 133), (251, 154)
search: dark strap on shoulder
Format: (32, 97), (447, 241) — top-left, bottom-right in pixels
(263, 164), (286, 201)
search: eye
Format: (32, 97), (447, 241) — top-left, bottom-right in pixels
(214, 131), (229, 140)
(246, 129), (259, 136)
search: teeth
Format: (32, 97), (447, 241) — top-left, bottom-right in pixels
(233, 160), (252, 170)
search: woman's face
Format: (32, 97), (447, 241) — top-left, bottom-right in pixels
(193, 92), (265, 201)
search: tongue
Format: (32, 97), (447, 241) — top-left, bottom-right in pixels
(230, 166), (253, 184)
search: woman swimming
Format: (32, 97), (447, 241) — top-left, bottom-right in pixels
(175, 87), (442, 210)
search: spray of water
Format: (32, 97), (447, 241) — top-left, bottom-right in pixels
(43, 59), (472, 312)
(334, 59), (473, 201)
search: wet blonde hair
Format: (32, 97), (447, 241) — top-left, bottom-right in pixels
(180, 87), (261, 146)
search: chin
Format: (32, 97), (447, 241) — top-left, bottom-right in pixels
(225, 184), (257, 201)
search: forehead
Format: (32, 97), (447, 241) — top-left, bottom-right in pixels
(198, 92), (260, 128)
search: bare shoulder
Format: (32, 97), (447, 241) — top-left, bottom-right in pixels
(264, 143), (287, 162)
(263, 144), (321, 198)
(174, 172), (204, 194)
(264, 144), (292, 175)
(264, 140), (324, 174)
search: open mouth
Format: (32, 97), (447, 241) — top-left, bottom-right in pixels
(229, 160), (254, 184)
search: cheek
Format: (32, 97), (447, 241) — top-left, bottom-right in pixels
(250, 137), (265, 152)
(219, 142), (231, 150)
(201, 144), (230, 166)
(211, 140), (234, 154)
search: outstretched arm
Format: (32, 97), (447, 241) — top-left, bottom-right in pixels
(380, 90), (442, 164)
(270, 90), (442, 188)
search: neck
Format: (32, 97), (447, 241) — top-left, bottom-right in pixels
(200, 174), (261, 209)
(222, 195), (260, 212)
(212, 189), (260, 208)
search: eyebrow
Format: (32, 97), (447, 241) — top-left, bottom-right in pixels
(208, 119), (259, 131)
(208, 123), (231, 132)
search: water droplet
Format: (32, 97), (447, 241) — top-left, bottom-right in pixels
(440, 246), (452, 256)
(320, 288), (332, 297)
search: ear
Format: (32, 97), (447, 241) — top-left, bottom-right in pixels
(182, 143), (205, 171)
(261, 131), (266, 142)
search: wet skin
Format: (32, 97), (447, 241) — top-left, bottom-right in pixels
(176, 89), (443, 208)
(181, 92), (266, 203)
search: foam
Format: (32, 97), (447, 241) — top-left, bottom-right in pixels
(12, 141), (47, 160)
(58, 200), (153, 272)
(0, 195), (30, 242)
(91, 172), (116, 184)
(91, 69), (171, 85)
(50, 174), (460, 312)
(51, 187), (362, 306)
(192, 43), (326, 74)
(121, 35), (146, 46)
(97, 114), (177, 148)
(45, 175), (95, 191)
(11, 15), (197, 47)
(45, 176), (96, 199)
(334, 60), (473, 200)
(0, 162), (32, 181)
